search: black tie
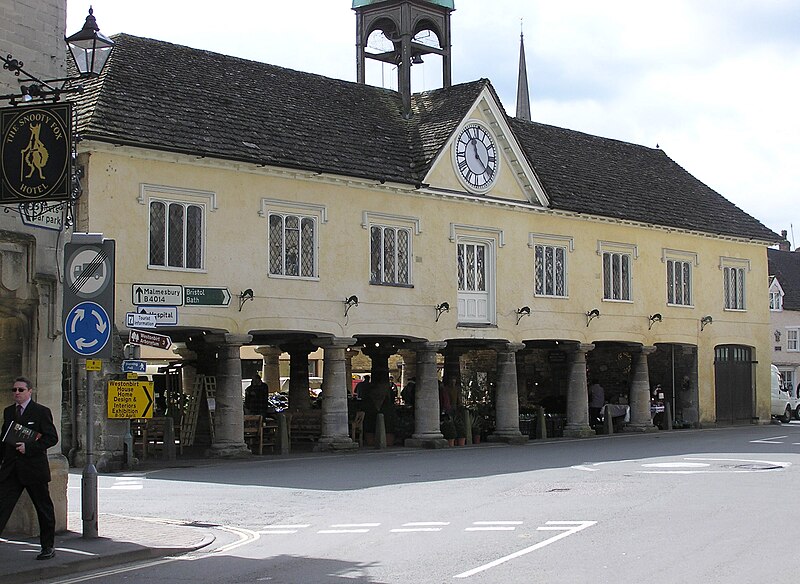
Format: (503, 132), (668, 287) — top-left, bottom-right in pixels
(16, 405), (23, 420)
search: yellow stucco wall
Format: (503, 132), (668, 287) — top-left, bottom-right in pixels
(76, 141), (772, 424)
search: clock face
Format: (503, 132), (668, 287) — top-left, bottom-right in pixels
(454, 123), (498, 191)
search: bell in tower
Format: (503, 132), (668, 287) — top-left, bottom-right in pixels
(353, 0), (454, 118)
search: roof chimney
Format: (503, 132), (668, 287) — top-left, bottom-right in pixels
(779, 230), (791, 251)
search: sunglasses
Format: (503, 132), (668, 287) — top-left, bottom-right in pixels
(11, 387), (28, 392)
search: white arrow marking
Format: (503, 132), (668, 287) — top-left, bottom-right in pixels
(750, 436), (787, 444)
(454, 521), (597, 579)
(92, 310), (107, 333)
(70, 308), (85, 334)
(76, 338), (98, 349)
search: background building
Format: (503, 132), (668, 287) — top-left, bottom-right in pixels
(0, 0), (69, 535)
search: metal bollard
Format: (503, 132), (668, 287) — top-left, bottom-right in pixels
(277, 413), (290, 455)
(375, 413), (387, 449)
(123, 420), (133, 468)
(664, 401), (673, 431)
(603, 404), (614, 435)
(536, 406), (547, 439)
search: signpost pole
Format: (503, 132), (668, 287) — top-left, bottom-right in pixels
(81, 368), (98, 538)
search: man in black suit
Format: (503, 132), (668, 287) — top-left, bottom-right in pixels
(0, 376), (59, 560)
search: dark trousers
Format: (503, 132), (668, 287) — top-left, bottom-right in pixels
(589, 407), (602, 427)
(0, 474), (55, 549)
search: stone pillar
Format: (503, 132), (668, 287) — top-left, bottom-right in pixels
(405, 342), (448, 448)
(442, 348), (464, 407)
(345, 347), (355, 396)
(314, 337), (358, 451)
(398, 348), (417, 387)
(282, 341), (314, 411)
(206, 333), (252, 457)
(563, 343), (596, 438)
(489, 343), (527, 444)
(362, 343), (395, 388)
(255, 345), (282, 394)
(625, 345), (658, 432)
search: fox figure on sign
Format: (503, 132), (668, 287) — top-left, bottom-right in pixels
(21, 123), (49, 180)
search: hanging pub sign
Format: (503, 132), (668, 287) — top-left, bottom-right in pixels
(0, 103), (72, 203)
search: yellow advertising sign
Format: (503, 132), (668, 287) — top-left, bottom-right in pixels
(107, 380), (154, 419)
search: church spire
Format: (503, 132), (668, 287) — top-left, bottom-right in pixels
(515, 26), (531, 121)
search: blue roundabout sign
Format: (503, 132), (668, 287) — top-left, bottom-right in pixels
(65, 301), (111, 357)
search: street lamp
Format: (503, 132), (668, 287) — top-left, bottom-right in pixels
(1, 7), (114, 104)
(66, 7), (115, 78)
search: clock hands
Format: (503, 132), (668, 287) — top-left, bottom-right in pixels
(470, 138), (487, 173)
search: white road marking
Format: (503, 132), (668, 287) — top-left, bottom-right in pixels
(751, 436), (788, 443)
(258, 524), (310, 534)
(390, 521), (449, 532)
(318, 529), (371, 534)
(641, 462), (710, 468)
(330, 523), (381, 527)
(575, 456), (791, 474)
(454, 521), (597, 578)
(465, 521), (522, 532)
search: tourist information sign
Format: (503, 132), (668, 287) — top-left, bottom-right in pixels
(128, 329), (172, 350)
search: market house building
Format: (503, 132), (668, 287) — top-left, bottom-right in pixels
(66, 0), (780, 467)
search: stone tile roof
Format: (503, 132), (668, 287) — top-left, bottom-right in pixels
(768, 248), (800, 311)
(70, 34), (779, 243)
(509, 119), (778, 241)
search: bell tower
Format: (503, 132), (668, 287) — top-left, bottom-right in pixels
(353, 0), (454, 118)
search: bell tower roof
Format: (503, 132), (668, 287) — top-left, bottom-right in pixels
(352, 0), (454, 8)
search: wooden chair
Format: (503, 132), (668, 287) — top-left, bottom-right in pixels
(243, 414), (264, 455)
(350, 410), (365, 446)
(145, 417), (176, 460)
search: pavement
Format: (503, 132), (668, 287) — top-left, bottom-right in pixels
(1, 512), (215, 584)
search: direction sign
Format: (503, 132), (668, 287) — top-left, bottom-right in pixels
(65, 301), (111, 357)
(126, 312), (157, 328)
(129, 329), (172, 350)
(107, 380), (154, 418)
(132, 283), (183, 306)
(184, 286), (231, 306)
(121, 360), (147, 373)
(135, 305), (178, 326)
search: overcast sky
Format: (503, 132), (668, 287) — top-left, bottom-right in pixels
(68, 1), (799, 246)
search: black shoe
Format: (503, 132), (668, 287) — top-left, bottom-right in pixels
(36, 548), (55, 560)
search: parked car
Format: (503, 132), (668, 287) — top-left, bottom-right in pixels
(771, 365), (792, 423)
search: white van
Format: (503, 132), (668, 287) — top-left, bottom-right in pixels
(771, 365), (792, 423)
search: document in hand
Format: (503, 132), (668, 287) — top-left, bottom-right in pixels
(2, 421), (41, 445)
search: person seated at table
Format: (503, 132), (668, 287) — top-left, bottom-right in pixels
(244, 374), (270, 417)
(588, 379), (605, 427)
